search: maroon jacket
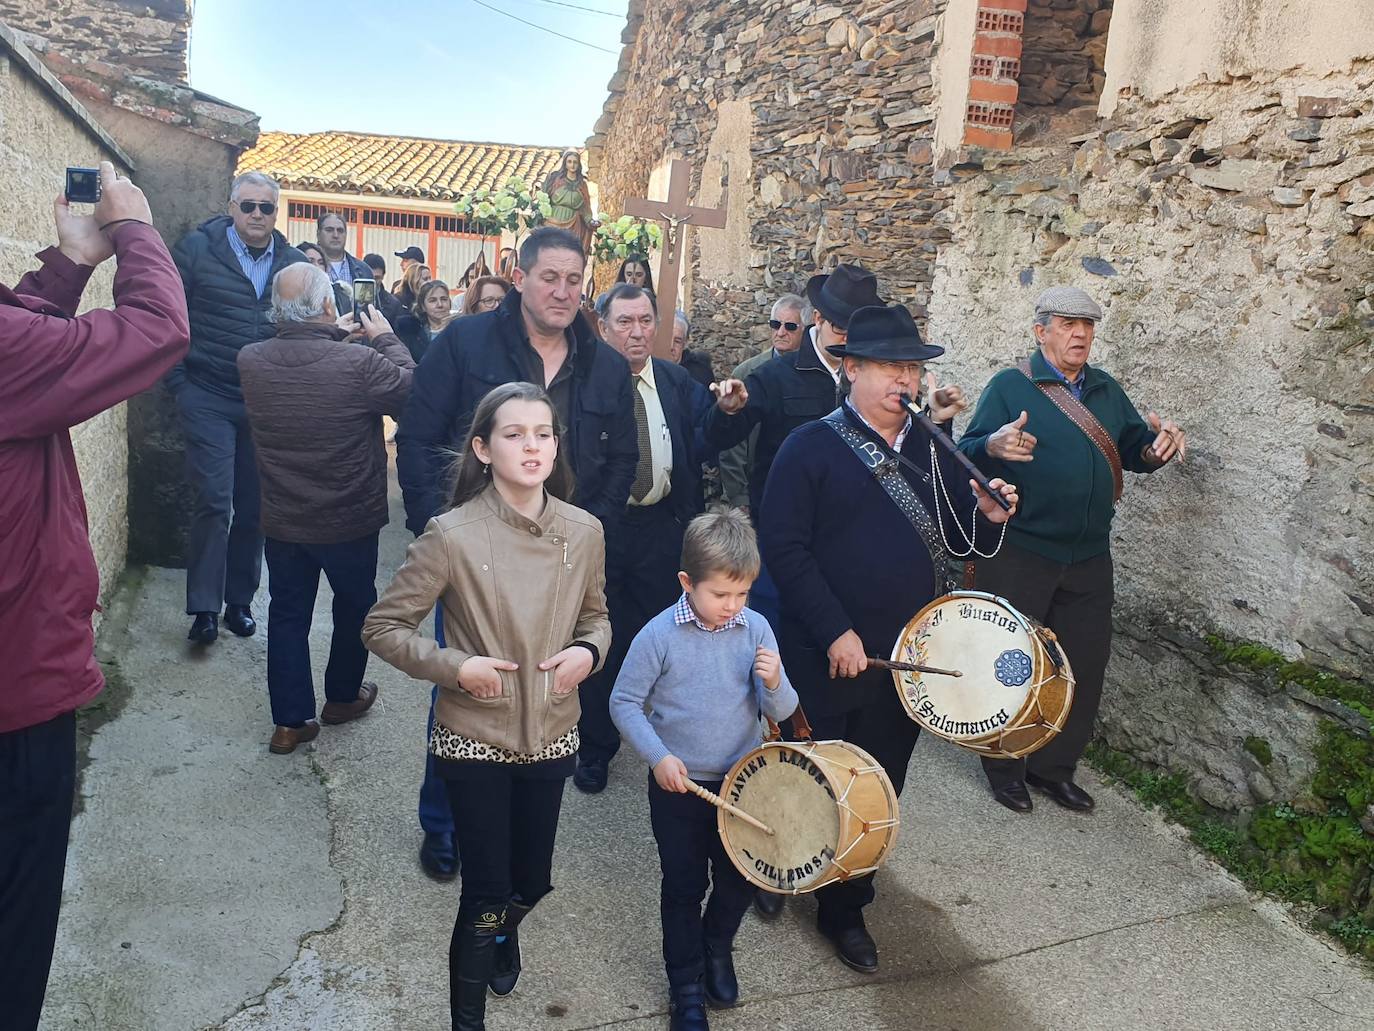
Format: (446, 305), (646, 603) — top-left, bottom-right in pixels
(0, 223), (190, 734)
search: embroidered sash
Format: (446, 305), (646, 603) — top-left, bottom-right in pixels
(821, 410), (955, 594)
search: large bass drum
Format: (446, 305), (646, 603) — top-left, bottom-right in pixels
(716, 740), (899, 895)
(890, 591), (1074, 759)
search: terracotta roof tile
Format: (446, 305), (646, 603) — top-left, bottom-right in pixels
(237, 131), (576, 200)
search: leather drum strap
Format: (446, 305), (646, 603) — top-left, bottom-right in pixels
(765, 705), (815, 742)
(1017, 359), (1123, 504)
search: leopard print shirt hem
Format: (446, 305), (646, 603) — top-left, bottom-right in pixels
(430, 723), (580, 765)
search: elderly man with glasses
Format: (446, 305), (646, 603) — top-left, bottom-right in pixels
(718, 292), (808, 513)
(169, 171), (306, 645)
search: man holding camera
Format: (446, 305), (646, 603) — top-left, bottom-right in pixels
(170, 172), (305, 645)
(0, 161), (190, 1031)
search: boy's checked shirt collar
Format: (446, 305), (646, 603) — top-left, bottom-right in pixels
(673, 593), (748, 633)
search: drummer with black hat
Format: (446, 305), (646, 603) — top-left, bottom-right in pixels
(705, 264), (883, 515)
(758, 304), (1019, 974)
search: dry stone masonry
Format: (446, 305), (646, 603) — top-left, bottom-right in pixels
(0, 0), (191, 82)
(589, 0), (954, 370)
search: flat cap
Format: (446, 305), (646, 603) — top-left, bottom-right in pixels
(1035, 286), (1103, 322)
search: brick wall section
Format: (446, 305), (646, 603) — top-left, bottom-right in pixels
(963, 0), (1026, 149)
(589, 0), (953, 370)
(0, 0), (191, 81)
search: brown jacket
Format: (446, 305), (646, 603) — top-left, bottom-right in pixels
(237, 321), (414, 543)
(362, 486), (610, 754)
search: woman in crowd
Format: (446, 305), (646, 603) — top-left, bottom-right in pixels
(395, 262), (432, 311)
(396, 279), (453, 364)
(299, 241), (354, 315)
(616, 253), (654, 293)
(463, 275), (511, 317)
(363, 382), (608, 1031)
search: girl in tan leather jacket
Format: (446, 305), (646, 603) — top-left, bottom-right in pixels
(362, 381), (609, 1031)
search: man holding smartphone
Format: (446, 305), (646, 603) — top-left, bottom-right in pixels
(169, 172), (306, 645)
(1, 161), (190, 1031)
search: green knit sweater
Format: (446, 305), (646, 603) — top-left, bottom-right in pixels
(958, 348), (1161, 565)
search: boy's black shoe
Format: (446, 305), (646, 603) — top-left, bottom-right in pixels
(820, 919), (878, 973)
(703, 940), (738, 1008)
(669, 981), (710, 1031)
(753, 888), (785, 919)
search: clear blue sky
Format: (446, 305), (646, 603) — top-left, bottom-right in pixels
(188, 0), (627, 146)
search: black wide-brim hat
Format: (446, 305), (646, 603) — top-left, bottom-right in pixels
(806, 264), (883, 329)
(827, 304), (945, 361)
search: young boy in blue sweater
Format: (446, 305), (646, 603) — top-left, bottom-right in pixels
(611, 510), (799, 1031)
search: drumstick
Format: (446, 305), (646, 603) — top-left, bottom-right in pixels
(687, 781), (775, 836)
(867, 656), (963, 677)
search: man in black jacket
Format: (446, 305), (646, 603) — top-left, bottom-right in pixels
(573, 284), (713, 794)
(316, 212), (373, 305)
(170, 171), (305, 645)
(704, 264), (882, 513)
(396, 226), (637, 879)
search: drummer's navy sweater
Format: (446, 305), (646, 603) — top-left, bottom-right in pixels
(610, 602), (799, 781)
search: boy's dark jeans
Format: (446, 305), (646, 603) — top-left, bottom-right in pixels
(648, 776), (754, 988)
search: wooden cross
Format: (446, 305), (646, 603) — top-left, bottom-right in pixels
(623, 159), (728, 359)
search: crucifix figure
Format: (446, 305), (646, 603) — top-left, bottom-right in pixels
(623, 158), (728, 359)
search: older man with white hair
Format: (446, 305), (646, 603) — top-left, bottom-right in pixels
(959, 286), (1186, 814)
(238, 264), (414, 754)
(170, 171), (306, 646)
(719, 292), (807, 512)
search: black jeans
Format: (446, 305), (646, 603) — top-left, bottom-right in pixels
(805, 685), (920, 931)
(578, 502), (684, 764)
(976, 543), (1115, 789)
(0, 711), (77, 1031)
(264, 533), (379, 727)
(648, 777), (754, 989)
(440, 759), (568, 915)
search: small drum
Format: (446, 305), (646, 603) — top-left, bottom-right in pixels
(890, 591), (1074, 759)
(717, 740), (899, 895)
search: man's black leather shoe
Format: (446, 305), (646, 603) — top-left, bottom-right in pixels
(753, 888), (785, 919)
(668, 981), (710, 1031)
(1027, 772), (1095, 811)
(188, 612), (218, 644)
(820, 922), (878, 974)
(419, 831), (458, 881)
(572, 757), (608, 794)
(703, 940), (738, 1008)
(992, 780), (1033, 813)
(223, 604), (256, 637)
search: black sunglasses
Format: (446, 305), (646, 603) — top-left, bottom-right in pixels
(237, 200), (277, 215)
(769, 319), (800, 332)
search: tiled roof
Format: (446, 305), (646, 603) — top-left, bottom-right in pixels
(238, 131), (575, 200)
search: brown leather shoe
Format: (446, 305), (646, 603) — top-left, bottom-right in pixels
(320, 681), (379, 726)
(269, 721), (320, 755)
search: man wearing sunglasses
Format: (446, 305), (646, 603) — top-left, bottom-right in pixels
(168, 171), (306, 646)
(718, 293), (807, 512)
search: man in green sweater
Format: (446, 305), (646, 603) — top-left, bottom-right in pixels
(958, 286), (1186, 814)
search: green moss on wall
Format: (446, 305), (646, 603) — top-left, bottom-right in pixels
(1087, 724), (1374, 962)
(1243, 735), (1274, 766)
(1205, 634), (1374, 721)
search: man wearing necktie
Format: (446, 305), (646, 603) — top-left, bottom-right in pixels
(574, 283), (714, 795)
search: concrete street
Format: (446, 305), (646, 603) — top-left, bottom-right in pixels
(42, 464), (1374, 1031)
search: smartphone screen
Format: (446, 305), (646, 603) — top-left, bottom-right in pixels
(353, 278), (377, 308)
(65, 167), (101, 204)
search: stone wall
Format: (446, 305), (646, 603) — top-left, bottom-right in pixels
(928, 65), (1374, 809)
(1017, 0), (1111, 116)
(0, 35), (129, 611)
(0, 0), (191, 81)
(589, 0), (953, 370)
